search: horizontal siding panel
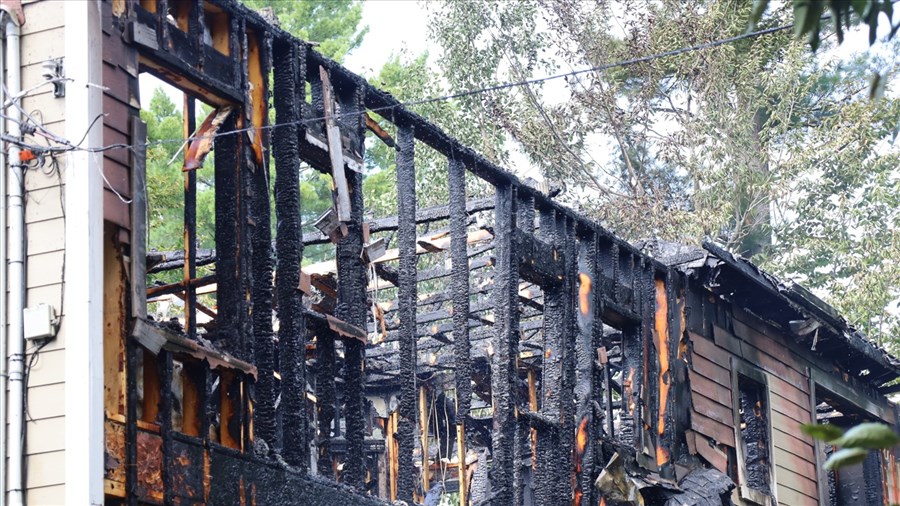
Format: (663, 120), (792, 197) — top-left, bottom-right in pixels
(692, 391), (732, 426)
(690, 332), (730, 364)
(25, 347), (65, 387)
(776, 483), (817, 506)
(26, 185), (65, 224)
(771, 410), (815, 448)
(26, 382), (65, 420)
(25, 450), (64, 489)
(103, 125), (132, 168)
(770, 393), (813, 429)
(21, 25), (64, 63)
(21, 91), (65, 126)
(22, 0), (66, 35)
(103, 93), (136, 135)
(691, 354), (731, 388)
(775, 464), (818, 499)
(732, 318), (805, 372)
(104, 189), (131, 229)
(690, 372), (732, 408)
(773, 446), (816, 478)
(26, 415), (65, 455)
(691, 410), (735, 447)
(25, 484), (65, 505)
(768, 374), (811, 409)
(102, 158), (131, 198)
(27, 250), (65, 289)
(25, 165), (65, 191)
(739, 341), (808, 388)
(27, 283), (63, 314)
(773, 426), (814, 458)
(26, 217), (65, 254)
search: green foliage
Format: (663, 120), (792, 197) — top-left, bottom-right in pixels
(802, 422), (900, 470)
(240, 0), (367, 62)
(750, 0), (899, 50)
(427, 0), (900, 344)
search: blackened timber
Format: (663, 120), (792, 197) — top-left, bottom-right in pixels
(395, 124), (417, 502)
(575, 231), (597, 505)
(159, 351), (175, 505)
(273, 38), (308, 470)
(515, 229), (564, 287)
(125, 315), (139, 506)
(213, 113), (245, 358)
(249, 31), (277, 446)
(336, 83), (369, 489)
(316, 330), (337, 472)
(449, 157), (471, 427)
(558, 217), (577, 501)
(183, 96), (198, 341)
(492, 183), (519, 505)
(534, 206), (563, 506)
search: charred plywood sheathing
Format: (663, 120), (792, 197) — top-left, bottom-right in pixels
(97, 1), (900, 505)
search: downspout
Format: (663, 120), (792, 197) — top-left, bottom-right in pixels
(0, 11), (7, 506)
(1, 8), (23, 506)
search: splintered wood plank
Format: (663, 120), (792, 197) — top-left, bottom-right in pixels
(319, 66), (351, 222)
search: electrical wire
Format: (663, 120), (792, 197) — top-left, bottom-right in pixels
(0, 21), (795, 159)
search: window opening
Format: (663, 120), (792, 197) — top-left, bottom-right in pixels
(731, 362), (774, 505)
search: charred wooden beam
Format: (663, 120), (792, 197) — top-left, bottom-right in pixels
(213, 109), (248, 359)
(574, 230), (597, 506)
(449, 157), (472, 504)
(248, 30), (277, 446)
(146, 248), (216, 274)
(183, 96), (198, 341)
(146, 275), (216, 298)
(491, 182), (518, 505)
(302, 198), (494, 246)
(558, 216), (577, 500)
(395, 123), (417, 502)
(515, 228), (564, 287)
(336, 82), (369, 489)
(533, 206), (563, 506)
(273, 37), (308, 470)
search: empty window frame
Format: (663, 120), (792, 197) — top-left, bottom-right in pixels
(731, 360), (774, 505)
(811, 376), (891, 506)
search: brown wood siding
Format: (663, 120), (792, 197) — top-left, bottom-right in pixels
(101, 0), (140, 231)
(688, 303), (820, 504)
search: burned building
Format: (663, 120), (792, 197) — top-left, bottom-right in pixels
(0, 0), (898, 504)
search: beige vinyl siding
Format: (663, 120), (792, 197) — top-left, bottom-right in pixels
(16, 1), (68, 503)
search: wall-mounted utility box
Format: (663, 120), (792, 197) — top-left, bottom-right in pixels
(24, 303), (58, 341)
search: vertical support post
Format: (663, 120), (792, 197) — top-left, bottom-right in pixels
(248, 32), (276, 446)
(514, 191), (534, 506)
(419, 386), (430, 492)
(448, 157), (470, 505)
(316, 330), (337, 471)
(395, 123), (418, 502)
(159, 351), (175, 505)
(491, 182), (518, 506)
(336, 83), (369, 489)
(273, 38), (308, 469)
(183, 95), (197, 340)
(574, 230), (597, 506)
(213, 110), (244, 358)
(534, 206), (561, 506)
(559, 216), (577, 501)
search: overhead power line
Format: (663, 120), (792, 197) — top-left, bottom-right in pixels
(7, 21), (794, 156)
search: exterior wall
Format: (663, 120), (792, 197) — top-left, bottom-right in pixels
(686, 293), (900, 506)
(17, 1), (69, 502)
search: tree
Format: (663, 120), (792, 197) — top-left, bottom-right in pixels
(426, 0), (900, 343)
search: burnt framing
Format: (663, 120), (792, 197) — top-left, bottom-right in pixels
(100, 0), (900, 505)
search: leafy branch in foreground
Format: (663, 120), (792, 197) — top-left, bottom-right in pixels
(802, 422), (900, 469)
